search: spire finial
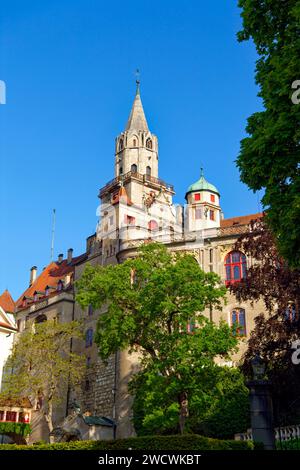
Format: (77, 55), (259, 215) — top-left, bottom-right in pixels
(200, 167), (204, 178)
(135, 68), (140, 95)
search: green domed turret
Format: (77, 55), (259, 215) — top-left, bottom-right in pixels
(186, 168), (219, 197)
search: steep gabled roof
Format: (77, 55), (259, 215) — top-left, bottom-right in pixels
(16, 253), (87, 309)
(0, 290), (15, 313)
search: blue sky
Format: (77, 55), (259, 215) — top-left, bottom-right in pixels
(0, 0), (262, 299)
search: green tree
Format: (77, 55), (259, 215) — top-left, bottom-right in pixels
(131, 366), (249, 438)
(76, 243), (239, 433)
(1, 320), (85, 434)
(236, 0), (300, 267)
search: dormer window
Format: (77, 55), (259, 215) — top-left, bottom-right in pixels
(133, 139), (137, 147)
(57, 280), (64, 292)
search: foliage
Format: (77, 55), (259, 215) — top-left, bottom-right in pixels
(0, 434), (256, 450)
(0, 422), (31, 437)
(0, 320), (85, 433)
(236, 0), (300, 267)
(131, 366), (250, 439)
(77, 242), (239, 433)
(229, 219), (300, 423)
(276, 438), (300, 450)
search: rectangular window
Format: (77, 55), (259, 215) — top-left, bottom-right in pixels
(195, 208), (202, 220)
(209, 210), (215, 221)
(124, 215), (136, 225)
(0, 410), (4, 421)
(194, 193), (201, 201)
(6, 411), (17, 422)
(85, 329), (93, 348)
(231, 309), (246, 336)
(18, 412), (25, 423)
(210, 194), (215, 203)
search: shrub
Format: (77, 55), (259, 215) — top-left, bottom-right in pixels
(0, 422), (31, 437)
(0, 434), (255, 450)
(276, 439), (300, 451)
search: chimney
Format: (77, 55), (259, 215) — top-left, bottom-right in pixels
(58, 253), (64, 264)
(67, 248), (73, 265)
(30, 266), (37, 286)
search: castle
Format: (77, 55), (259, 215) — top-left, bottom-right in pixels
(5, 82), (264, 443)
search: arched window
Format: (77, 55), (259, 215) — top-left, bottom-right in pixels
(131, 164), (137, 174)
(146, 138), (152, 149)
(35, 314), (47, 324)
(133, 138), (137, 147)
(285, 303), (297, 322)
(119, 167), (123, 175)
(119, 138), (124, 151)
(85, 328), (93, 348)
(146, 166), (151, 177)
(231, 308), (246, 336)
(224, 251), (247, 286)
(148, 220), (158, 231)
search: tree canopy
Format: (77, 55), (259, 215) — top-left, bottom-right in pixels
(236, 0), (300, 267)
(229, 219), (300, 424)
(1, 320), (85, 433)
(76, 242), (240, 432)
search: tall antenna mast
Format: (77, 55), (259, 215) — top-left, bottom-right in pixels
(50, 209), (56, 261)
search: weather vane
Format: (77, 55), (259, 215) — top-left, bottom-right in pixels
(135, 69), (141, 94)
(135, 68), (140, 85)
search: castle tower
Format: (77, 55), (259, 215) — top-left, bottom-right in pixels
(114, 81), (159, 180)
(98, 82), (176, 253)
(185, 168), (221, 233)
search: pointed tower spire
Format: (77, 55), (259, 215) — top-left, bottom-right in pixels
(125, 75), (149, 132)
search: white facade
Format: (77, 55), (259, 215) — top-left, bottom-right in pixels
(0, 307), (16, 390)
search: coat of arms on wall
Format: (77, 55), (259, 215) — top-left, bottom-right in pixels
(143, 191), (156, 210)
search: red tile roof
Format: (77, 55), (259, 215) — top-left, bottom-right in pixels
(16, 253), (87, 309)
(220, 212), (263, 229)
(0, 290), (16, 313)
